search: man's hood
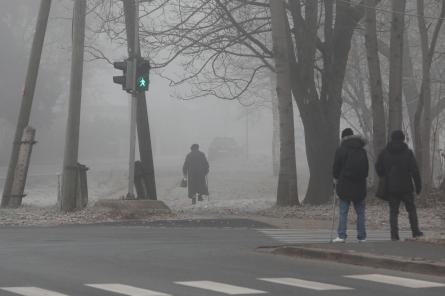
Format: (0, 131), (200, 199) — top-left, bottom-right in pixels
(386, 140), (408, 154)
(341, 135), (367, 149)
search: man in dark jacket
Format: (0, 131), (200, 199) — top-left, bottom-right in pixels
(375, 130), (423, 240)
(332, 128), (369, 242)
(183, 144), (209, 205)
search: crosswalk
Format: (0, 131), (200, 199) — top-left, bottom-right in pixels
(1, 274), (444, 295)
(257, 229), (412, 244)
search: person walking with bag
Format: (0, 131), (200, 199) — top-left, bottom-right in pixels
(183, 144), (209, 205)
(332, 128), (369, 243)
(375, 130), (424, 241)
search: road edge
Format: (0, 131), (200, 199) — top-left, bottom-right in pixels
(257, 245), (445, 277)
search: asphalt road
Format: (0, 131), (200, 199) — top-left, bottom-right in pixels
(0, 220), (444, 296)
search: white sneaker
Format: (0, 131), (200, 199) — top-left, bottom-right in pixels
(332, 237), (345, 243)
(358, 239), (367, 243)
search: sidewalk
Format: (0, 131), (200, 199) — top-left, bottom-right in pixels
(259, 239), (445, 277)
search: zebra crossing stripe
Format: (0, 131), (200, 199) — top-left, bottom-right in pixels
(345, 274), (445, 288)
(0, 287), (69, 296)
(259, 278), (353, 290)
(257, 229), (411, 243)
(85, 284), (170, 296)
(175, 281), (267, 295)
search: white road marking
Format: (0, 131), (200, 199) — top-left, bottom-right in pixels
(175, 281), (267, 295)
(86, 284), (170, 296)
(257, 229), (411, 243)
(345, 274), (445, 288)
(259, 277), (353, 290)
(1, 287), (69, 296)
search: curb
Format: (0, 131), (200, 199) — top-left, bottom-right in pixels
(258, 245), (445, 277)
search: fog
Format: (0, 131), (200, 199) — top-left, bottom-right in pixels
(0, 1), (313, 208)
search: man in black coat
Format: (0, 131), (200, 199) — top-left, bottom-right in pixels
(375, 130), (423, 240)
(183, 144), (209, 205)
(332, 128), (369, 242)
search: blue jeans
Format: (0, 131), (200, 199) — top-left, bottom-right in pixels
(337, 198), (366, 240)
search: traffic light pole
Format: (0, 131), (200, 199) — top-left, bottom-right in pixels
(123, 0), (157, 200)
(1, 0), (52, 208)
(126, 0), (139, 199)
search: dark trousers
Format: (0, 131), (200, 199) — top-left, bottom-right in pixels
(388, 193), (421, 239)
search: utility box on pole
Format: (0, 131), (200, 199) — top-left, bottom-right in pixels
(9, 126), (36, 208)
(1, 0), (51, 208)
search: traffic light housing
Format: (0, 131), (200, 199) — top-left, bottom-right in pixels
(136, 59), (150, 92)
(113, 60), (133, 92)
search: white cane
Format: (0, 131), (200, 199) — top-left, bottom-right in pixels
(206, 176), (210, 202)
(329, 183), (337, 243)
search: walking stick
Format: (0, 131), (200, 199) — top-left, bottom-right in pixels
(329, 183), (337, 243)
(206, 176), (210, 202)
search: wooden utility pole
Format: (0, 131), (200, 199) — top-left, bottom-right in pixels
(60, 0), (87, 212)
(123, 0), (157, 200)
(1, 0), (52, 208)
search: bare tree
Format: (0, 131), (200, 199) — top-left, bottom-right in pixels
(89, 0), (375, 204)
(388, 0), (406, 134)
(270, 0), (298, 206)
(365, 0), (386, 159)
(414, 0), (445, 191)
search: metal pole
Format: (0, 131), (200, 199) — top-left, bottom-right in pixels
(126, 0), (139, 199)
(1, 0), (52, 208)
(60, 0), (86, 211)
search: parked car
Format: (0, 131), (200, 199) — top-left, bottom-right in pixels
(208, 137), (243, 161)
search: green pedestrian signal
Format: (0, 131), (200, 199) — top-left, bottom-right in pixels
(137, 76), (148, 91)
(136, 59), (151, 92)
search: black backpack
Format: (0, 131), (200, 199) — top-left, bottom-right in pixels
(341, 148), (368, 181)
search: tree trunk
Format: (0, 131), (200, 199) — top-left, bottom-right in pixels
(388, 0), (406, 134)
(301, 106), (338, 205)
(402, 31), (419, 137)
(270, 0), (299, 206)
(286, 0), (364, 205)
(414, 0), (445, 193)
(365, 0), (386, 158)
(270, 73), (279, 176)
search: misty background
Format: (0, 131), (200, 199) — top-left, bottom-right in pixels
(0, 0), (310, 207)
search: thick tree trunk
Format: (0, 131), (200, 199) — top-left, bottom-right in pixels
(365, 0), (386, 158)
(301, 106), (338, 205)
(270, 0), (299, 206)
(286, 0), (363, 205)
(388, 0), (406, 134)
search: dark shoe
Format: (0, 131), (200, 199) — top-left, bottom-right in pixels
(413, 231), (424, 238)
(191, 197), (196, 205)
(198, 195), (203, 201)
(391, 235), (400, 241)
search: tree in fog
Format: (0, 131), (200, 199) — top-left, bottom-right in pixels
(414, 0), (445, 191)
(270, 0), (298, 206)
(90, 0), (378, 205)
(364, 0), (386, 164)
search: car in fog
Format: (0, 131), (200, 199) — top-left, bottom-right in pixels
(208, 137), (244, 161)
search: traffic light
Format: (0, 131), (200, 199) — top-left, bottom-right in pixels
(136, 59), (151, 92)
(113, 60), (133, 92)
